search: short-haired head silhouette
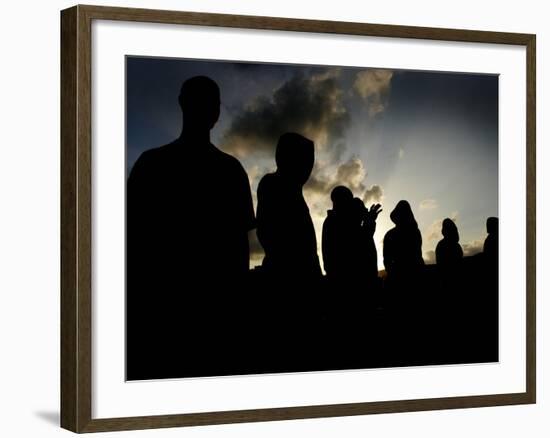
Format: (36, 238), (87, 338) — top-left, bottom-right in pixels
(390, 200), (417, 228)
(275, 132), (314, 186)
(330, 186), (353, 211)
(486, 217), (498, 235)
(178, 76), (220, 131)
(442, 218), (459, 243)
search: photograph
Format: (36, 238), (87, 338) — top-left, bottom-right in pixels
(125, 56), (500, 381)
(0, 0), (542, 435)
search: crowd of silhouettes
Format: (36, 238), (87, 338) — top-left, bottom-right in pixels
(126, 75), (500, 380)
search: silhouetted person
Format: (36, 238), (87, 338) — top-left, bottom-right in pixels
(383, 200), (424, 295)
(352, 197), (383, 283)
(484, 217), (498, 262)
(435, 218), (463, 267)
(255, 133), (322, 363)
(322, 189), (381, 284)
(256, 133), (321, 280)
(322, 186), (354, 280)
(321, 187), (383, 333)
(126, 76), (255, 379)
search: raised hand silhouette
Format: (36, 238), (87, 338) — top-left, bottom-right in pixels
(322, 192), (381, 289)
(367, 203), (383, 220)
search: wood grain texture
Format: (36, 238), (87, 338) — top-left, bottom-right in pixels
(525, 34), (536, 404)
(80, 393), (533, 433)
(61, 5), (93, 432)
(60, 4), (536, 433)
(78, 3), (533, 44)
(60, 5), (78, 432)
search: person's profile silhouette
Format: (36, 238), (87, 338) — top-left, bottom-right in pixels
(484, 217), (498, 261)
(322, 186), (354, 280)
(126, 76), (255, 379)
(435, 218), (463, 267)
(322, 188), (381, 285)
(352, 197), (382, 284)
(383, 200), (424, 286)
(256, 132), (321, 280)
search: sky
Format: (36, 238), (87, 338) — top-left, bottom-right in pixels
(126, 56), (499, 271)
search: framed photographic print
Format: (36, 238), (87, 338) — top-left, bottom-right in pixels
(60, 4), (536, 433)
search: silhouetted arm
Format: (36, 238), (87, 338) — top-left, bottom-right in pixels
(322, 218), (334, 277)
(256, 176), (280, 258)
(235, 162), (256, 232)
(435, 240), (443, 265)
(234, 161), (256, 273)
(416, 229), (425, 265)
(126, 151), (158, 298)
(127, 153), (153, 243)
(364, 204), (382, 236)
(127, 149), (158, 210)
(383, 231), (394, 274)
(363, 217), (376, 237)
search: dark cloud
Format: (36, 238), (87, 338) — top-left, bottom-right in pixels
(353, 69), (394, 116)
(220, 70), (349, 159)
(425, 212), (459, 242)
(305, 164), (333, 196)
(363, 185), (383, 204)
(335, 158), (366, 192)
(232, 62), (265, 71)
(425, 238), (483, 264)
(463, 239), (484, 257)
(304, 157), (384, 217)
(305, 157), (366, 197)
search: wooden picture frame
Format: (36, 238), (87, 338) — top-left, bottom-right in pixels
(61, 4), (536, 433)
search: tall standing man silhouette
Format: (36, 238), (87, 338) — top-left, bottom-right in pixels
(126, 76), (255, 379)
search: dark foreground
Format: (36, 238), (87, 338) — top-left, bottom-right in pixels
(127, 254), (498, 380)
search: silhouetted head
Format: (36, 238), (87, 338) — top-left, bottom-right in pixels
(486, 217), (498, 235)
(275, 133), (315, 186)
(442, 218), (459, 243)
(178, 76), (220, 131)
(330, 186), (353, 211)
(352, 197), (367, 221)
(390, 200), (417, 228)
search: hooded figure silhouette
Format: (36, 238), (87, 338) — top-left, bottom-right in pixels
(435, 218), (463, 267)
(383, 200), (424, 278)
(256, 133), (321, 280)
(322, 186), (354, 281)
(483, 217), (498, 261)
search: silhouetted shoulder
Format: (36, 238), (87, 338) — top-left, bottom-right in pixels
(210, 146), (250, 176)
(129, 141), (249, 181)
(383, 227), (398, 243)
(257, 173), (284, 210)
(128, 141), (179, 180)
(257, 172), (277, 191)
